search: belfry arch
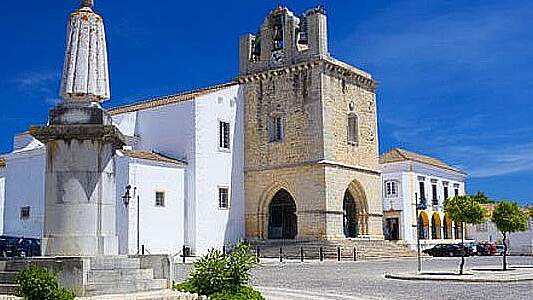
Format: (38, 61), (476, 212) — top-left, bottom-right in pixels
(343, 180), (369, 237)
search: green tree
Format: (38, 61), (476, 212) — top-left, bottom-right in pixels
(443, 195), (485, 275)
(471, 192), (493, 204)
(491, 201), (528, 271)
(528, 207), (533, 218)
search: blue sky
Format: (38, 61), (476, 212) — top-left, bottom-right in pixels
(0, 0), (531, 204)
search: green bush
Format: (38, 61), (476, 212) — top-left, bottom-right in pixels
(15, 266), (75, 300)
(173, 242), (260, 298)
(211, 286), (265, 300)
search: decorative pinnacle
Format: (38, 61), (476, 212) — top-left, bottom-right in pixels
(81, 0), (94, 8)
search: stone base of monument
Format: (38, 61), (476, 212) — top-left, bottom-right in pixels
(0, 255), (171, 296)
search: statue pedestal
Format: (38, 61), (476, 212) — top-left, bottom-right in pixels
(31, 110), (124, 256)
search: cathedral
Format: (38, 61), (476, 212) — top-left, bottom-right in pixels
(0, 4), (391, 256)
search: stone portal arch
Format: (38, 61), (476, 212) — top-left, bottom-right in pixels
(418, 211), (430, 240)
(431, 213), (442, 239)
(267, 189), (298, 239)
(343, 180), (369, 237)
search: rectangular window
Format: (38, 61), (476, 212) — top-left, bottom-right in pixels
(418, 181), (426, 202)
(155, 192), (165, 207)
(454, 188), (459, 196)
(218, 187), (229, 210)
(268, 116), (284, 142)
(385, 181), (398, 197)
(219, 121), (230, 150)
(347, 114), (359, 144)
(20, 206), (30, 220)
(431, 184), (438, 205)
(443, 186), (449, 201)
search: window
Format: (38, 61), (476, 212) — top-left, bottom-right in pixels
(454, 188), (459, 196)
(155, 192), (165, 207)
(476, 223), (488, 232)
(443, 186), (449, 201)
(418, 181), (426, 202)
(219, 121), (230, 150)
(268, 115), (284, 142)
(218, 187), (229, 209)
(431, 184), (438, 205)
(347, 113), (358, 144)
(20, 206), (30, 220)
(385, 181), (398, 197)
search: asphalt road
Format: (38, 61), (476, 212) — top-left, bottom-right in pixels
(175, 256), (533, 300)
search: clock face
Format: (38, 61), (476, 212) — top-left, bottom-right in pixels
(271, 50), (284, 63)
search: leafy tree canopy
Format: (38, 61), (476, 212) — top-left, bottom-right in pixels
(492, 201), (528, 234)
(444, 195), (485, 224)
(471, 191), (494, 204)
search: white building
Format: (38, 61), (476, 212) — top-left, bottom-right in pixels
(466, 205), (533, 255)
(380, 148), (467, 250)
(0, 83), (245, 256)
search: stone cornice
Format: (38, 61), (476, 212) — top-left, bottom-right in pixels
(30, 125), (125, 149)
(245, 158), (381, 175)
(236, 58), (378, 92)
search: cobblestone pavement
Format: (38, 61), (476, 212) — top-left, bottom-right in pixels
(175, 256), (533, 300)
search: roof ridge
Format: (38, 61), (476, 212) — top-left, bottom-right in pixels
(107, 81), (237, 115)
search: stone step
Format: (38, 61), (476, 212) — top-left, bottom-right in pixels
(85, 279), (167, 296)
(0, 284), (17, 295)
(87, 269), (155, 284)
(90, 257), (141, 270)
(0, 272), (17, 284)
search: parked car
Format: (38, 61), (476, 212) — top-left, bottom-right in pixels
(423, 244), (469, 257)
(477, 242), (497, 256)
(0, 236), (41, 258)
(463, 242), (478, 256)
(496, 244), (506, 256)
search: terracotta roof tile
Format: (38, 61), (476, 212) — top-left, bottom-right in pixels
(379, 148), (465, 174)
(107, 82), (238, 115)
(120, 150), (186, 166)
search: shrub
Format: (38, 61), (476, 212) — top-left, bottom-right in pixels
(15, 266), (75, 300)
(210, 286), (265, 300)
(173, 242), (260, 298)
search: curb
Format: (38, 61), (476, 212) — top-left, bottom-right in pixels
(384, 272), (533, 283)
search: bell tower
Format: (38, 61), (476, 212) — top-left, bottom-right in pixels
(239, 6), (384, 241)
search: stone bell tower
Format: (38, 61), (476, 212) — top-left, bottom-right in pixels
(239, 6), (384, 241)
(31, 0), (124, 256)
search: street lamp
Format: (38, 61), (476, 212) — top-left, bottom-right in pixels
(415, 192), (427, 273)
(122, 185), (132, 208)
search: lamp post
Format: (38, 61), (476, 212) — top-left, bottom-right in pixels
(122, 185), (141, 254)
(415, 192), (427, 273)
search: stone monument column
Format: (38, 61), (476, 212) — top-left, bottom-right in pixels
(31, 0), (124, 256)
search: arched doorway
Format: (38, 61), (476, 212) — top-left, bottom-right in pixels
(268, 189), (297, 239)
(431, 213), (442, 239)
(454, 222), (463, 240)
(443, 215), (453, 239)
(343, 191), (358, 238)
(418, 211), (429, 240)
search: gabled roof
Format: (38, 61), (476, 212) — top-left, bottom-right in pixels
(119, 150), (186, 167)
(107, 82), (237, 115)
(379, 148), (465, 174)
(0, 158), (5, 168)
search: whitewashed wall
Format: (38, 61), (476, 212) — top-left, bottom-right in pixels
(0, 170), (5, 235)
(4, 148), (45, 238)
(193, 85), (245, 255)
(115, 154), (186, 255)
(467, 218), (533, 255)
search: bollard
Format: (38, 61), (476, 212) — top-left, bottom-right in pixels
(353, 247), (357, 261)
(300, 246), (304, 263)
(319, 247), (324, 262)
(337, 246), (341, 262)
(256, 246), (261, 262)
(222, 245), (226, 255)
(141, 245), (145, 256)
(182, 245), (187, 263)
(279, 247), (283, 263)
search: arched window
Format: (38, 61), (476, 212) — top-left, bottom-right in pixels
(347, 113), (358, 144)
